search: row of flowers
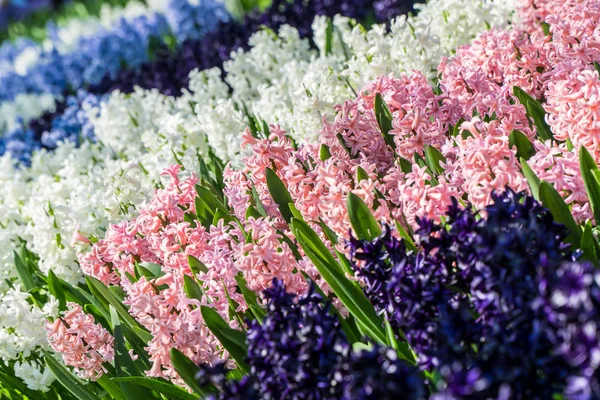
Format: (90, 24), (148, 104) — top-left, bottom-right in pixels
(2, 0), (600, 398)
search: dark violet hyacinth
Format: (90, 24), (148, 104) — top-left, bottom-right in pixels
(245, 279), (348, 399)
(196, 279), (427, 400)
(349, 189), (600, 399)
(340, 344), (428, 400)
(90, 0), (418, 97)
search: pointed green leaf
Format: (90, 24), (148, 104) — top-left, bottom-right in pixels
(265, 167), (295, 223)
(398, 157), (413, 174)
(424, 145), (446, 175)
(291, 218), (386, 344)
(356, 167), (369, 182)
(250, 183), (268, 218)
(184, 275), (208, 304)
(324, 17), (334, 55)
(347, 193), (382, 241)
(195, 185), (228, 214)
(319, 144), (332, 161)
(509, 130), (536, 160)
(188, 255), (209, 274)
(201, 306), (250, 373)
(580, 146), (600, 224)
(43, 350), (97, 400)
(580, 222), (598, 262)
(111, 377), (200, 400)
(513, 86), (554, 141)
(97, 375), (126, 400)
(394, 221), (417, 252)
(169, 349), (206, 395)
(86, 277), (152, 343)
(385, 319), (415, 365)
(451, 118), (465, 137)
(539, 181), (581, 245)
(288, 203), (304, 221)
(374, 93), (396, 150)
(235, 275), (266, 322)
(47, 269), (66, 311)
(13, 249), (34, 291)
(520, 158), (541, 200)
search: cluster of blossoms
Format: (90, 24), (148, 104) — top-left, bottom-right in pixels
(0, 0), (229, 142)
(0, 1), (508, 391)
(45, 303), (115, 381)
(0, 0), (518, 390)
(196, 279), (428, 400)
(350, 189), (600, 398)
(78, 167), (243, 382)
(89, 0), (418, 97)
(5, 0), (600, 397)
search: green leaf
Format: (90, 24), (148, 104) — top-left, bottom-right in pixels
(580, 222), (598, 262)
(424, 145), (446, 175)
(111, 377), (199, 400)
(97, 375), (126, 400)
(184, 274), (209, 305)
(235, 275), (266, 322)
(291, 218), (386, 344)
(194, 196), (214, 228)
(394, 221), (416, 252)
(188, 255), (209, 274)
(451, 118), (465, 137)
(319, 217), (339, 245)
(520, 158), (541, 200)
(397, 157), (412, 174)
(538, 181), (581, 245)
(86, 277), (152, 343)
(0, 371), (49, 399)
(385, 319), (415, 365)
(47, 269), (66, 311)
(580, 146), (600, 224)
(265, 167), (295, 223)
(250, 182), (268, 218)
(44, 350), (97, 400)
(374, 93), (396, 150)
(509, 130), (536, 160)
(324, 17), (334, 56)
(319, 144), (332, 161)
(356, 167), (369, 182)
(513, 86), (554, 141)
(169, 349), (206, 395)
(13, 249), (34, 291)
(195, 185), (228, 214)
(201, 306), (250, 373)
(288, 203), (304, 221)
(347, 193), (382, 241)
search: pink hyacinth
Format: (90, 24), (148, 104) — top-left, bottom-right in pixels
(527, 141), (592, 222)
(442, 118), (529, 210)
(45, 303), (114, 381)
(79, 172), (244, 383)
(545, 68), (600, 162)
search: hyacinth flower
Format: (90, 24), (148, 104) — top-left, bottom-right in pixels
(90, 0), (418, 97)
(195, 279), (428, 400)
(347, 189), (600, 398)
(0, 0), (419, 166)
(20, 1), (600, 398)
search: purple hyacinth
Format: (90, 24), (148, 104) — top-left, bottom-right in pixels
(196, 279), (427, 400)
(349, 189), (600, 398)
